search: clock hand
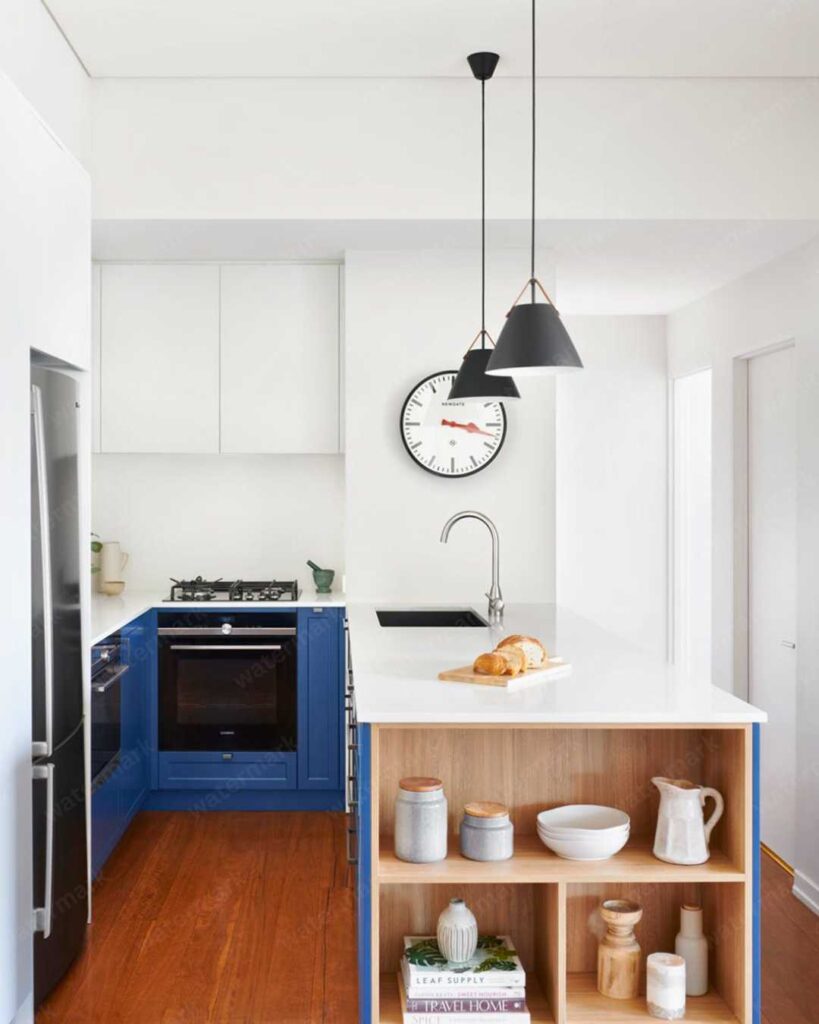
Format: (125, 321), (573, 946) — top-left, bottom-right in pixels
(441, 418), (494, 438)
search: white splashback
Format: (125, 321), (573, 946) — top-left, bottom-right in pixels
(92, 453), (344, 591)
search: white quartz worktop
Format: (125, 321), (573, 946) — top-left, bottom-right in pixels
(90, 590), (346, 646)
(346, 602), (766, 725)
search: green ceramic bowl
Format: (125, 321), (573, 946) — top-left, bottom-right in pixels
(312, 568), (335, 594)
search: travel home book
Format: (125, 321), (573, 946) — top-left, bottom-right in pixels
(401, 936), (527, 990)
(398, 975), (531, 1024)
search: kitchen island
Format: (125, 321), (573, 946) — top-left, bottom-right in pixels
(346, 603), (765, 1024)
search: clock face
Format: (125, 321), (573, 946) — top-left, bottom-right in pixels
(400, 371), (508, 477)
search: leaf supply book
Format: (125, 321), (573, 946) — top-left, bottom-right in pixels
(398, 974), (531, 1024)
(401, 935), (526, 992)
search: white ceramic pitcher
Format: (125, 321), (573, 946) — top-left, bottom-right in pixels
(651, 777), (724, 865)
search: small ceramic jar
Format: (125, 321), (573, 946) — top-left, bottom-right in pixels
(459, 802), (514, 862)
(646, 952), (687, 1020)
(395, 777), (448, 863)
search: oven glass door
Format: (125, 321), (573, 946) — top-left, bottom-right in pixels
(159, 632), (297, 751)
(91, 664), (124, 785)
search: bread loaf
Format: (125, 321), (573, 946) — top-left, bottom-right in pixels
(472, 651), (508, 676)
(473, 647), (527, 676)
(496, 634), (547, 668)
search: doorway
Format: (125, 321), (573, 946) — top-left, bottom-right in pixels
(747, 344), (797, 867)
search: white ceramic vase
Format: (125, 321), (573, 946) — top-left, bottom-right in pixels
(437, 898), (478, 965)
(675, 904), (709, 996)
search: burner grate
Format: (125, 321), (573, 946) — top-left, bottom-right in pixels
(167, 576), (299, 602)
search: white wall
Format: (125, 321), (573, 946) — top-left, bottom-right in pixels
(671, 370), (712, 682)
(344, 249), (556, 605)
(555, 316), (668, 656)
(92, 77), (819, 220)
(92, 454), (345, 592)
(668, 235), (819, 912)
(0, 0), (90, 164)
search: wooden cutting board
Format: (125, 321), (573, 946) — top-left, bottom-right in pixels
(438, 657), (571, 688)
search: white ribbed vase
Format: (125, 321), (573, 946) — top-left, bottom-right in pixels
(437, 899), (478, 965)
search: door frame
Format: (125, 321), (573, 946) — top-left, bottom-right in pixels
(732, 337), (796, 702)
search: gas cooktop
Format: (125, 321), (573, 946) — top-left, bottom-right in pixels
(166, 576), (300, 602)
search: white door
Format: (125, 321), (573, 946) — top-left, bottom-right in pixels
(219, 264), (340, 453)
(100, 264), (220, 453)
(672, 369), (712, 681)
(748, 344), (797, 865)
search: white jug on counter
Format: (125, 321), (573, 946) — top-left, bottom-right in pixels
(652, 777), (724, 865)
(101, 541), (129, 582)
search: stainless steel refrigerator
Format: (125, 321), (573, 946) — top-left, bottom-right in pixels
(31, 363), (87, 1005)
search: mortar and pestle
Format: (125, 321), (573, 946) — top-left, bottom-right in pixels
(307, 560), (335, 594)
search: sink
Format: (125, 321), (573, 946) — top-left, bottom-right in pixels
(376, 609), (488, 628)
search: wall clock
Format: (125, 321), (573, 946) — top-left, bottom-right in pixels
(400, 370), (508, 477)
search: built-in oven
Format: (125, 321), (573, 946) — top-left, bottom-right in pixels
(91, 638), (129, 786)
(157, 612), (297, 752)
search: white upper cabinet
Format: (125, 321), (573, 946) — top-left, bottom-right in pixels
(100, 264), (220, 452)
(220, 264), (340, 453)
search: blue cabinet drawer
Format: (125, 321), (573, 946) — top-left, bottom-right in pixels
(91, 773), (122, 878)
(158, 751), (297, 790)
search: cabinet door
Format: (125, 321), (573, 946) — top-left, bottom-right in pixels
(297, 608), (342, 789)
(100, 264), (220, 452)
(220, 264), (340, 453)
(120, 616), (151, 821)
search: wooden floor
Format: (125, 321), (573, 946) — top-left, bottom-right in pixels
(37, 818), (817, 1024)
(761, 852), (819, 1024)
(37, 812), (358, 1024)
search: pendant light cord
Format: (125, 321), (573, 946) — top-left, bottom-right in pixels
(530, 0), (536, 303)
(481, 77), (487, 347)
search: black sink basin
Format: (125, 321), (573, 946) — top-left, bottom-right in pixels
(376, 609), (488, 628)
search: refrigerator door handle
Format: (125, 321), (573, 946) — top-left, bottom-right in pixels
(31, 385), (54, 759)
(33, 763), (54, 939)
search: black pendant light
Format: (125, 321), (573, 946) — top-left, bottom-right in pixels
(485, 0), (583, 377)
(448, 52), (520, 402)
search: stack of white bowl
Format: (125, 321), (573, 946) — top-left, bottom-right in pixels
(536, 805), (630, 861)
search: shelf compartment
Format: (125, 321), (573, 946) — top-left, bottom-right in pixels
(380, 973), (554, 1023)
(378, 836), (744, 885)
(566, 882), (747, 1022)
(375, 726), (748, 875)
(566, 973), (739, 1023)
(378, 882), (560, 1023)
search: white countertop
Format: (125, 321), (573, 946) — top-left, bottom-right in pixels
(90, 590), (346, 646)
(347, 602), (766, 725)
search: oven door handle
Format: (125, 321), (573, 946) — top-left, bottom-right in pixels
(93, 663), (130, 692)
(169, 644), (284, 651)
(159, 627), (296, 637)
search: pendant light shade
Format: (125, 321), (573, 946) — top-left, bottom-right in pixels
(485, 302), (582, 376)
(449, 347), (521, 399)
(486, 0), (583, 377)
(447, 52), (520, 402)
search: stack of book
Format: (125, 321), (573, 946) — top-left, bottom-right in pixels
(399, 935), (530, 1024)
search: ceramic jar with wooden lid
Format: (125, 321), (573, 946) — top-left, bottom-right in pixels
(459, 802), (514, 861)
(395, 777), (448, 863)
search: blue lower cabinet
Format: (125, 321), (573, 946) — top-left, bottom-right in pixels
(158, 751), (296, 790)
(297, 607), (343, 790)
(91, 774), (120, 878)
(91, 613), (152, 878)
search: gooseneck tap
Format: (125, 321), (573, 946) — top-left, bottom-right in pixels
(440, 510), (503, 624)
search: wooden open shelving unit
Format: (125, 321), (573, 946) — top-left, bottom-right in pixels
(367, 723), (754, 1024)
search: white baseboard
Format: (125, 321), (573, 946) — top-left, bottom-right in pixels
(793, 868), (819, 917)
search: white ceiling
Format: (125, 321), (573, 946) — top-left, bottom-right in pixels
(46, 0), (819, 79)
(91, 219), (819, 315)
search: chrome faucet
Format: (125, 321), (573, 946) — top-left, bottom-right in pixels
(440, 511), (504, 624)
